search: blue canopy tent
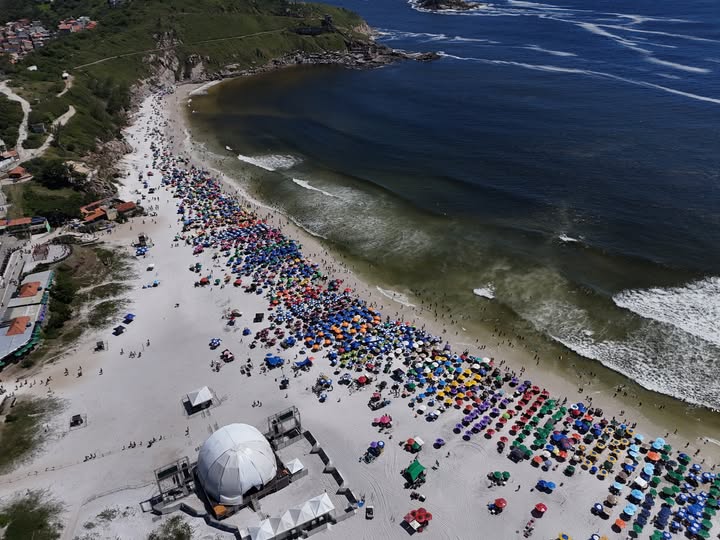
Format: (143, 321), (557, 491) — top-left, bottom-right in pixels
(265, 356), (284, 368)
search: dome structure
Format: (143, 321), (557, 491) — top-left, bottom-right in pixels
(197, 423), (277, 505)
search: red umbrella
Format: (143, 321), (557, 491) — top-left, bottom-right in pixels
(494, 498), (507, 509)
(535, 503), (547, 513)
(500, 436), (509, 443)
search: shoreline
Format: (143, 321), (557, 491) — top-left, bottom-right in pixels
(172, 78), (720, 462)
(0, 87), (715, 539)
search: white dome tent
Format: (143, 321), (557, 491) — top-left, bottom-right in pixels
(197, 424), (277, 505)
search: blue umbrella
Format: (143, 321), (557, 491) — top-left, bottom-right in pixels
(546, 481), (556, 490)
(635, 433), (645, 441)
(612, 482), (624, 491)
(644, 464), (655, 475)
(631, 489), (643, 500)
(623, 503), (637, 516)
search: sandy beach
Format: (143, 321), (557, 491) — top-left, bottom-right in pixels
(0, 86), (717, 540)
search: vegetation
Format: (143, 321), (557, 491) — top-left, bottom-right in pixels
(0, 398), (58, 473)
(25, 245), (131, 366)
(0, 95), (23, 147)
(148, 516), (193, 540)
(1, 0), (364, 159)
(5, 181), (92, 223)
(0, 490), (63, 540)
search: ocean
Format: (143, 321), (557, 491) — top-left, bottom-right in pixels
(185, 0), (720, 410)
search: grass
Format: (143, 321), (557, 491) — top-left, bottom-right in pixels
(0, 490), (63, 540)
(87, 299), (128, 329)
(4, 182), (92, 223)
(0, 398), (58, 474)
(26, 245), (132, 365)
(0, 95), (23, 147)
(148, 516), (193, 540)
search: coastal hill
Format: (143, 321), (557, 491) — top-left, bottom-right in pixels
(0, 0), (403, 220)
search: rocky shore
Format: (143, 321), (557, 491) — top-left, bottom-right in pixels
(216, 43), (440, 80)
(415, 0), (485, 11)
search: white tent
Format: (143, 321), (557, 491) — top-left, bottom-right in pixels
(302, 493), (334, 520)
(286, 458), (304, 475)
(187, 386), (213, 408)
(248, 519), (277, 540)
(197, 424), (277, 505)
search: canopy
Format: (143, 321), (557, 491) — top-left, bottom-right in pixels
(187, 386), (213, 408)
(286, 458), (304, 475)
(405, 459), (426, 482)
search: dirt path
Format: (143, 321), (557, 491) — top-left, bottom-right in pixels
(23, 105), (77, 161)
(57, 74), (73, 98)
(73, 28), (285, 70)
(0, 79), (31, 160)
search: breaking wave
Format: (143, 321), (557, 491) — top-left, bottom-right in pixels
(472, 285), (496, 299)
(292, 178), (339, 199)
(237, 154), (301, 171)
(376, 286), (417, 307)
(613, 277), (720, 346)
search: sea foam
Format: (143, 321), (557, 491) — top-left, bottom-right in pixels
(376, 286), (417, 307)
(472, 285), (496, 299)
(613, 277), (720, 346)
(237, 154), (300, 171)
(292, 178), (338, 199)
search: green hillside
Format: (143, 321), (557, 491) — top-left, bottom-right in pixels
(1, 0), (366, 158)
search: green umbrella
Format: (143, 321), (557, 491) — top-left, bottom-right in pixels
(649, 488), (658, 497)
(704, 507), (717, 517)
(633, 523), (643, 534)
(701, 519), (712, 530)
(698, 530), (710, 539)
(493, 471), (502, 479)
(707, 498), (719, 508)
(502, 471), (510, 480)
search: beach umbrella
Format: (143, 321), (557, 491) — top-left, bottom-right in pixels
(623, 504), (636, 516)
(557, 535), (571, 540)
(535, 503), (547, 514)
(614, 518), (626, 529)
(494, 498), (507, 509)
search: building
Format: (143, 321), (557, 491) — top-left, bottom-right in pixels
(57, 17), (98, 34)
(0, 269), (53, 365)
(0, 19), (50, 63)
(0, 149), (19, 173)
(196, 424), (278, 508)
(0, 217), (50, 237)
(8, 166), (27, 179)
(79, 198), (140, 226)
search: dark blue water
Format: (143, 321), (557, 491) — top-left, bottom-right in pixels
(189, 0), (720, 407)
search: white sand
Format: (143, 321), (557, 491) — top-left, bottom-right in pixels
(0, 89), (715, 540)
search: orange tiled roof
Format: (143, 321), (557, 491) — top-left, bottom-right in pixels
(83, 208), (106, 222)
(18, 281), (40, 298)
(6, 316), (30, 336)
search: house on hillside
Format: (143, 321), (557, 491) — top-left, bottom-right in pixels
(7, 166), (31, 181)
